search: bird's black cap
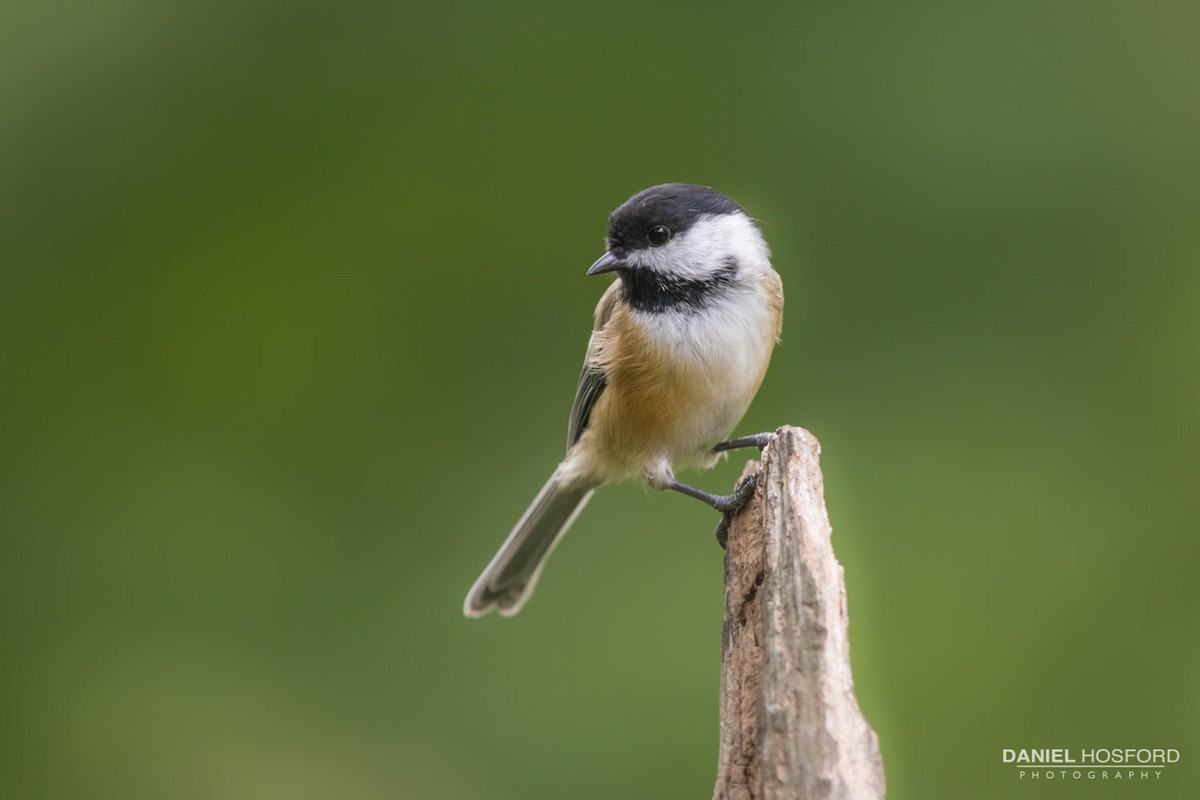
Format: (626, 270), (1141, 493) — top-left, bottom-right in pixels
(606, 183), (747, 256)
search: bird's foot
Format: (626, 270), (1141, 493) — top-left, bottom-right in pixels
(714, 472), (758, 549)
(712, 431), (774, 454)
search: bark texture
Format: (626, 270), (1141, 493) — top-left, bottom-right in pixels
(713, 427), (885, 800)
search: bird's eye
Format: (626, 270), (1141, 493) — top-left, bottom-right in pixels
(647, 225), (671, 247)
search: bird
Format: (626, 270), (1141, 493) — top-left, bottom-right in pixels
(464, 183), (784, 617)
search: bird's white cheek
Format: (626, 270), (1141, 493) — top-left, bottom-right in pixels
(638, 213), (770, 280)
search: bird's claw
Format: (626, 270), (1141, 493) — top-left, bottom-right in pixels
(715, 472), (758, 549)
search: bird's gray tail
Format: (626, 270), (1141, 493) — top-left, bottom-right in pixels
(463, 473), (594, 617)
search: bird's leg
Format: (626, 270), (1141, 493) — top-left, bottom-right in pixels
(669, 473), (759, 549)
(668, 475), (757, 512)
(712, 431), (774, 453)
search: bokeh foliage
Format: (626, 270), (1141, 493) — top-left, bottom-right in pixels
(2, 1), (1198, 798)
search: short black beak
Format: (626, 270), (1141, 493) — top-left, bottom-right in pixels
(586, 251), (625, 276)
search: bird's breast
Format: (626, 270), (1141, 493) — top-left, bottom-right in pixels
(585, 284), (779, 475)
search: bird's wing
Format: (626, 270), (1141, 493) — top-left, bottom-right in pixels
(566, 282), (620, 450)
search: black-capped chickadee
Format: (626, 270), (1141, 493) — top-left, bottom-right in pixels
(464, 183), (783, 617)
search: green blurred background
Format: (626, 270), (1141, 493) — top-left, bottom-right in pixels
(3, 1), (1197, 798)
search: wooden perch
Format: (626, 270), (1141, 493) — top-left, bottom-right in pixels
(714, 427), (885, 800)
